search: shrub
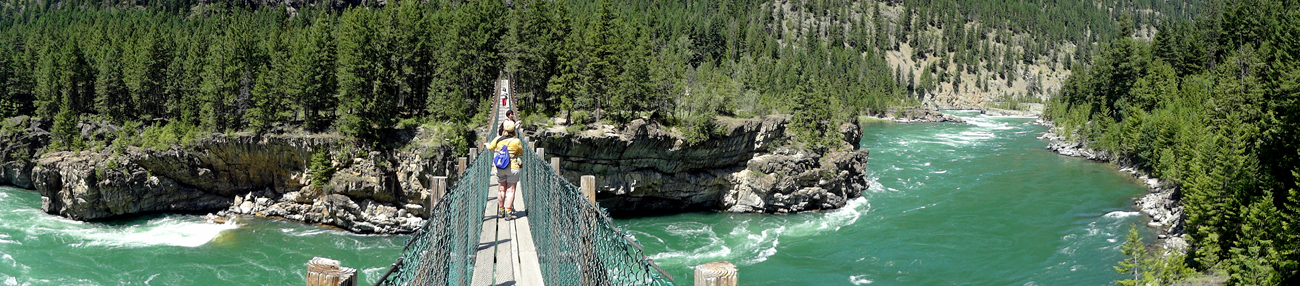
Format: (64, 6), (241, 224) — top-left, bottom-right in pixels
(309, 149), (334, 189)
(565, 124), (587, 134)
(570, 110), (591, 125)
(397, 118), (423, 130)
(523, 112), (550, 128)
(680, 113), (718, 145)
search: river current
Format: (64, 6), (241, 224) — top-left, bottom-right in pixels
(0, 112), (1151, 285)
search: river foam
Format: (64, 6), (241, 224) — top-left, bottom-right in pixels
(75, 217), (238, 248)
(849, 274), (874, 285)
(637, 196), (873, 269)
(0, 187), (237, 248)
(1103, 211), (1141, 218)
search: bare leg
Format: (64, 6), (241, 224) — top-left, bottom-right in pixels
(497, 180), (507, 209)
(504, 181), (517, 211)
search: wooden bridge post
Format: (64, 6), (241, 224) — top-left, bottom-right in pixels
(550, 157), (560, 174)
(457, 157), (467, 177)
(306, 257), (357, 286)
(469, 148), (477, 162)
(694, 261), (737, 286)
(580, 175), (596, 205)
(430, 176), (447, 209)
(533, 148), (545, 200)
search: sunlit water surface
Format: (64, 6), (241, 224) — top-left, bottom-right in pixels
(0, 186), (405, 285)
(616, 112), (1152, 285)
(0, 112), (1151, 285)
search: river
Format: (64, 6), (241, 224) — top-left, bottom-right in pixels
(0, 112), (1151, 285)
(616, 112), (1152, 285)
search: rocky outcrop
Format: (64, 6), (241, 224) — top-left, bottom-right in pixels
(532, 115), (870, 214)
(33, 150), (231, 220)
(865, 107), (966, 123)
(8, 112), (867, 230)
(10, 124), (458, 233)
(211, 191), (426, 234)
(724, 148), (870, 213)
(1036, 119), (1113, 161)
(1037, 119), (1186, 250)
(0, 116), (49, 189)
(983, 106), (1042, 117)
(1124, 168), (1188, 251)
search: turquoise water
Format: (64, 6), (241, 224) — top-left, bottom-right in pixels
(0, 112), (1152, 285)
(0, 186), (406, 285)
(616, 113), (1152, 285)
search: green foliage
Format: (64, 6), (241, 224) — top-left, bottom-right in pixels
(335, 7), (394, 140)
(522, 112), (550, 128)
(564, 124), (587, 135)
(397, 118), (422, 130)
(569, 110), (591, 125)
(789, 83), (838, 150)
(132, 121), (201, 151)
(1047, 2), (1300, 283)
(428, 123), (474, 157)
(679, 112), (722, 146)
(50, 96), (82, 151)
(0, 0), (1224, 163)
(1115, 225), (1149, 285)
(1115, 225), (1194, 285)
(309, 149), (334, 189)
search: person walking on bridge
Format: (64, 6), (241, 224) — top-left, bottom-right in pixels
(489, 121), (523, 219)
(499, 110), (518, 137)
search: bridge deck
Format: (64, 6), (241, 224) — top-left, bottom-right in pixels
(471, 177), (544, 286)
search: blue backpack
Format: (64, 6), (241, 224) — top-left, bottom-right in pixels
(493, 138), (513, 169)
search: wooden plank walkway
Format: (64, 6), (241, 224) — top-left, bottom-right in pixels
(470, 177), (544, 286)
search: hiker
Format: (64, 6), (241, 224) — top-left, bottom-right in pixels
(488, 121), (523, 219)
(500, 110), (517, 137)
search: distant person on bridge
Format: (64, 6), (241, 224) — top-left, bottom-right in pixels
(489, 121), (524, 219)
(499, 110), (518, 137)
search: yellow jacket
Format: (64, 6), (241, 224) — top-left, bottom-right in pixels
(488, 137), (523, 169)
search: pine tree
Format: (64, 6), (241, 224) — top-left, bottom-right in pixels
(123, 29), (169, 121)
(51, 95), (82, 151)
(336, 8), (390, 140)
(0, 37), (34, 118)
(94, 44), (131, 121)
(289, 17), (338, 132)
(1115, 225), (1150, 286)
(198, 32), (242, 131)
(249, 35), (288, 132)
(790, 80), (832, 149)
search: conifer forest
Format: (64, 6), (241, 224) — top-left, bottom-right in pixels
(1, 0), (1296, 284)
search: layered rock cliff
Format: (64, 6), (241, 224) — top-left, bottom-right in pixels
(531, 115), (871, 214)
(1, 120), (459, 234)
(0, 116), (47, 189)
(2, 114), (872, 232)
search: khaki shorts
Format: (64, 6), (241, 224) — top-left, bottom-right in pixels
(496, 168), (520, 184)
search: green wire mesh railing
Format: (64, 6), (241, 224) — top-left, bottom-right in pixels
(375, 77), (671, 285)
(515, 138), (675, 286)
(374, 152), (491, 286)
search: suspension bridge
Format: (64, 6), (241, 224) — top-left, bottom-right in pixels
(360, 77), (676, 286)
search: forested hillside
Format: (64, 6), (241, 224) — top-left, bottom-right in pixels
(0, 0), (904, 151)
(0, 0), (1213, 152)
(5, 0), (1291, 283)
(1045, 0), (1299, 284)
